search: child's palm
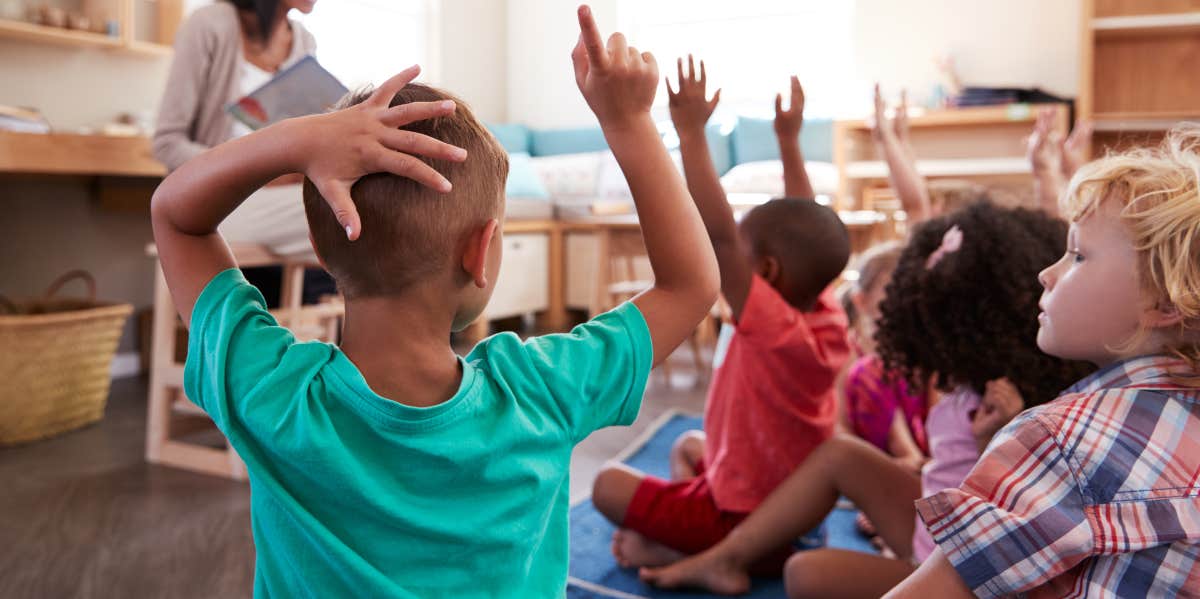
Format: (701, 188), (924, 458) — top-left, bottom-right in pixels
(773, 76), (804, 138)
(1026, 107), (1063, 175)
(666, 55), (720, 131)
(572, 6), (658, 128)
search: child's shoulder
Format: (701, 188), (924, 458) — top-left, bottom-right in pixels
(1018, 385), (1200, 495)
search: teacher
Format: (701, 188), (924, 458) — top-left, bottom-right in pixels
(153, 0), (333, 303)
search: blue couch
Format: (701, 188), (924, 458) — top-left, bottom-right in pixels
(487, 117), (834, 178)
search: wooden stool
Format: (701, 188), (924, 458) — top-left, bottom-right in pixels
(591, 227), (714, 385)
(144, 243), (343, 480)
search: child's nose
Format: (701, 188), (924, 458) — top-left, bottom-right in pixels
(1038, 264), (1055, 290)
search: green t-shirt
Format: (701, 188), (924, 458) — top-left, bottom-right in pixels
(183, 269), (652, 597)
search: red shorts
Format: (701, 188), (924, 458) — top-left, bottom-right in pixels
(621, 461), (793, 575)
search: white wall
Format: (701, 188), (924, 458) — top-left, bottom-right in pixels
(505, 0), (619, 129)
(438, 0), (508, 122)
(853, 0), (1081, 108)
(501, 0), (1083, 128)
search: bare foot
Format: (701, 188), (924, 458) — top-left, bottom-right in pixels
(610, 529), (684, 569)
(639, 549), (752, 595)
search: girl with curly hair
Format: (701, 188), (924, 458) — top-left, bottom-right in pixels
(637, 200), (1093, 598)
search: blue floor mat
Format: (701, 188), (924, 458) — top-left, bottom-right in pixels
(568, 412), (877, 598)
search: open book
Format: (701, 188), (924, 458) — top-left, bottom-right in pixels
(228, 55), (349, 130)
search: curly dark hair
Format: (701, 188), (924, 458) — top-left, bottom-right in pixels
(876, 201), (1094, 406)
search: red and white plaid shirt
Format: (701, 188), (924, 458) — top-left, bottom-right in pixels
(917, 355), (1200, 598)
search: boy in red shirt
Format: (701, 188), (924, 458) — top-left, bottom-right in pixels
(591, 56), (851, 574)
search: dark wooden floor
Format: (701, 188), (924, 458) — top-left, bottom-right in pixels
(0, 356), (707, 598)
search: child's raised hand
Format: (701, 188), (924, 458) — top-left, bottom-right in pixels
(1026, 106), (1064, 176)
(893, 89), (911, 141)
(1061, 120), (1093, 179)
(298, 65), (467, 240)
(666, 54), (720, 133)
(870, 83), (893, 142)
(571, 5), (659, 130)
(972, 378), (1025, 451)
(773, 75), (804, 139)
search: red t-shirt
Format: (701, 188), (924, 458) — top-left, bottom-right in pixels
(703, 275), (851, 513)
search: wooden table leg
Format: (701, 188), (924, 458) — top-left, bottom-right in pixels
(536, 224), (569, 331)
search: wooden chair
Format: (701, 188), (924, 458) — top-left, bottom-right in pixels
(144, 243), (343, 480)
(590, 227), (715, 385)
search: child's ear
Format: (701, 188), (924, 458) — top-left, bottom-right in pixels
(756, 255), (782, 286)
(462, 219), (500, 289)
(1143, 299), (1185, 329)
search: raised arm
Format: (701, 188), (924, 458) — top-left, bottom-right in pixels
(572, 8), (720, 365)
(872, 85), (931, 223)
(774, 76), (815, 199)
(150, 66), (464, 324)
(664, 54), (754, 319)
(1026, 107), (1067, 218)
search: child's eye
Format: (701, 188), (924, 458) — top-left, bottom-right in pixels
(1069, 250), (1084, 263)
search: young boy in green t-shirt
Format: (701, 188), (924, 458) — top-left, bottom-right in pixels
(149, 6), (718, 597)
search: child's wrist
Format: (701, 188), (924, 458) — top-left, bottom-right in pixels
(268, 116), (316, 174)
(600, 114), (658, 141)
(676, 126), (707, 144)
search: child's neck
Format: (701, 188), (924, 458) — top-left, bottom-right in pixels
(339, 289), (462, 409)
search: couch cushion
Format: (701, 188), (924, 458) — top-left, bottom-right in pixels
(731, 116), (834, 165)
(505, 152), (549, 199)
(487, 123), (531, 154)
(529, 127), (610, 157)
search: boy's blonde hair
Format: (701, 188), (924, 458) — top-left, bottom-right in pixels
(1061, 125), (1200, 369)
(303, 84), (509, 299)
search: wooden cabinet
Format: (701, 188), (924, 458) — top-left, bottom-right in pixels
(1080, 0), (1200, 155)
(483, 232), (551, 320)
(833, 104), (1068, 210)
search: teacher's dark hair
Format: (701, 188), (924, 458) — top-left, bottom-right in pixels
(227, 0), (280, 42)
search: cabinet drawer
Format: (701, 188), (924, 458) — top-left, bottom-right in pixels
(484, 233), (549, 319)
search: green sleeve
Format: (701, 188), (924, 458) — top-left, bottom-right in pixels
(183, 268), (294, 433)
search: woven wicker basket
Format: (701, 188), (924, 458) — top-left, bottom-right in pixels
(0, 271), (133, 446)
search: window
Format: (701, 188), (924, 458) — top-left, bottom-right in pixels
(295, 0), (437, 90)
(619, 0), (856, 121)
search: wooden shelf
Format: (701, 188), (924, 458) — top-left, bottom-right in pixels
(0, 18), (121, 49)
(0, 130), (165, 177)
(0, 18), (172, 57)
(1093, 116), (1200, 131)
(1093, 12), (1200, 37)
(125, 39), (173, 57)
(839, 104), (1052, 131)
(1094, 111), (1200, 121)
(845, 158), (1030, 179)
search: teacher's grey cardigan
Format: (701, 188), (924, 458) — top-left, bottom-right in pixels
(152, 2), (317, 172)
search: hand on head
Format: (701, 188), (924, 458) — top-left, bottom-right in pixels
(300, 65), (467, 240)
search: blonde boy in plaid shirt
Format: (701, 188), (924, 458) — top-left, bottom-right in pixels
(889, 127), (1200, 598)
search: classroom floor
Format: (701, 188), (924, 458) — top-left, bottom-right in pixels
(0, 351), (709, 598)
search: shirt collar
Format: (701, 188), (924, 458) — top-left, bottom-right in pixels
(1065, 354), (1194, 395)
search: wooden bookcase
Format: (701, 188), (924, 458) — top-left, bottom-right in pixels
(1079, 0), (1200, 156)
(833, 104), (1069, 210)
(0, 0), (182, 57)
